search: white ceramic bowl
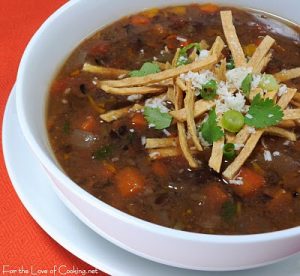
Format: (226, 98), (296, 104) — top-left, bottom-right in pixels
(16, 0), (300, 271)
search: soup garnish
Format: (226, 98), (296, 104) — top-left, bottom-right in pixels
(48, 4), (300, 234)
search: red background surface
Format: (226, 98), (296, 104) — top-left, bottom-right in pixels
(0, 1), (106, 275)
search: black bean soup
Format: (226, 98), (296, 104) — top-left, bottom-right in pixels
(47, 4), (300, 234)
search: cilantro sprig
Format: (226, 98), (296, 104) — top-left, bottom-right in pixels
(144, 107), (172, 130)
(245, 94), (283, 128)
(241, 73), (253, 96)
(200, 109), (224, 144)
(176, 42), (201, 67)
(129, 62), (161, 77)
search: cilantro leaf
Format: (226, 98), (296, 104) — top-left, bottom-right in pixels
(176, 42), (201, 67)
(143, 107), (172, 130)
(241, 73), (253, 96)
(245, 94), (283, 128)
(129, 62), (161, 77)
(92, 145), (113, 160)
(221, 201), (237, 221)
(200, 109), (224, 144)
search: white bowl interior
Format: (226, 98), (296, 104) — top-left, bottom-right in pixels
(15, 0), (300, 271)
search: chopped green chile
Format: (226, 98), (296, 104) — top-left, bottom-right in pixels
(241, 73), (253, 96)
(223, 143), (236, 160)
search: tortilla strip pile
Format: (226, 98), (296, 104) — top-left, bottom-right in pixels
(81, 10), (300, 181)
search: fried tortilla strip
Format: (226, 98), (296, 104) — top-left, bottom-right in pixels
(277, 120), (296, 128)
(225, 133), (236, 143)
(291, 100), (300, 108)
(249, 88), (264, 101)
(185, 81), (203, 151)
(98, 55), (217, 88)
(172, 48), (181, 67)
(166, 86), (176, 104)
(264, 127), (296, 141)
(170, 99), (215, 122)
(209, 136), (225, 173)
(277, 88), (297, 109)
(100, 104), (143, 122)
(148, 147), (181, 160)
(255, 52), (272, 74)
(209, 36), (225, 60)
(293, 93), (300, 102)
(223, 130), (263, 180)
(248, 36), (275, 73)
(82, 63), (129, 77)
(153, 61), (172, 70)
(99, 84), (166, 95)
(234, 125), (253, 145)
(215, 58), (227, 81)
(176, 77), (187, 91)
(145, 138), (177, 149)
(274, 67), (300, 82)
(175, 84), (199, 168)
(220, 11), (246, 67)
(283, 109), (300, 120)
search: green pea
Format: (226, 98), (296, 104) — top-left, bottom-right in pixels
(221, 110), (245, 133)
(259, 74), (279, 91)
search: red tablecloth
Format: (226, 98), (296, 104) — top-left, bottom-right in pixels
(0, 1), (106, 275)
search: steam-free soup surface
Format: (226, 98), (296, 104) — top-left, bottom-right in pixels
(47, 4), (300, 234)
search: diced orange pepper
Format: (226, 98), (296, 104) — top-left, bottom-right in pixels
(231, 168), (265, 197)
(130, 15), (150, 25)
(131, 113), (147, 129)
(114, 167), (145, 197)
(243, 43), (257, 57)
(101, 161), (117, 179)
(202, 184), (229, 210)
(199, 3), (220, 13)
(81, 115), (97, 132)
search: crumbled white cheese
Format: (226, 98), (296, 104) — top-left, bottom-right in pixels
(127, 94), (143, 102)
(149, 152), (160, 159)
(118, 73), (127, 79)
(196, 49), (210, 61)
(63, 88), (71, 95)
(251, 74), (262, 89)
(162, 129), (171, 136)
(247, 127), (256, 134)
(177, 55), (188, 64)
(198, 132), (211, 147)
(129, 128), (135, 133)
(268, 114), (274, 118)
(283, 140), (291, 146)
(229, 177), (244, 185)
(140, 49), (145, 54)
(278, 84), (288, 97)
(234, 143), (245, 150)
(141, 136), (146, 146)
(264, 150), (272, 161)
(148, 123), (155, 128)
(245, 114), (253, 119)
(176, 36), (187, 42)
(180, 70), (216, 91)
(153, 56), (158, 61)
(273, 151), (280, 157)
(111, 157), (119, 162)
(226, 67), (252, 89)
(215, 82), (247, 114)
(145, 95), (169, 113)
(61, 99), (68, 104)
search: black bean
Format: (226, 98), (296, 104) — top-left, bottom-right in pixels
(109, 130), (119, 139)
(118, 125), (127, 136)
(79, 84), (87, 94)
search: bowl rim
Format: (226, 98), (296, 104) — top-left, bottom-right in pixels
(15, 0), (300, 243)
